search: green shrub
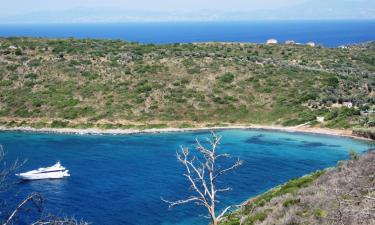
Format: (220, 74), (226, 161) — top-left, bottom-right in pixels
(6, 64), (18, 71)
(246, 211), (269, 224)
(61, 107), (95, 120)
(69, 60), (80, 66)
(0, 80), (12, 86)
(352, 128), (375, 140)
(218, 73), (235, 83)
(327, 76), (339, 88)
(53, 98), (80, 108)
(51, 120), (69, 128)
(134, 64), (165, 74)
(367, 119), (375, 127)
(339, 107), (360, 117)
(29, 59), (41, 67)
(32, 121), (49, 129)
(313, 208), (327, 218)
(136, 85), (152, 93)
(81, 71), (99, 79)
(283, 198), (301, 207)
(15, 48), (22, 56)
(326, 109), (339, 120)
(186, 67), (200, 74)
(349, 149), (359, 160)
(25, 73), (38, 79)
(14, 109), (32, 118)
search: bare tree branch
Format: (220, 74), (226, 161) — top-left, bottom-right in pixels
(215, 187), (232, 194)
(215, 153), (230, 160)
(162, 131), (242, 225)
(161, 196), (203, 208)
(0, 145), (27, 193)
(214, 159), (243, 181)
(3, 193), (43, 225)
(217, 205), (234, 221)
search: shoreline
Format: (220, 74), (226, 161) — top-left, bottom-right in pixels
(0, 125), (373, 141)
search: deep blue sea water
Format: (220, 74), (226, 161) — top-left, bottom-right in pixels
(0, 129), (373, 225)
(1, 21), (375, 47)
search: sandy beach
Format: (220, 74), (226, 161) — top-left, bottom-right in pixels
(0, 124), (372, 141)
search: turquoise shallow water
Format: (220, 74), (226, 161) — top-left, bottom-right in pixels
(0, 129), (373, 225)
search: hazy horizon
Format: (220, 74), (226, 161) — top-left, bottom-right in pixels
(1, 19), (375, 25)
(1, 0), (375, 24)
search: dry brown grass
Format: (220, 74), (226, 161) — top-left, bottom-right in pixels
(221, 151), (375, 225)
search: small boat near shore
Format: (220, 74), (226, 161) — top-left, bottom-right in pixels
(16, 162), (70, 180)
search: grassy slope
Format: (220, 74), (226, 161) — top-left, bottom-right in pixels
(0, 38), (374, 129)
(220, 151), (375, 225)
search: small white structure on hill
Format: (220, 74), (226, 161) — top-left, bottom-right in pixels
(285, 40), (296, 45)
(8, 45), (17, 49)
(316, 116), (325, 123)
(306, 42), (316, 47)
(266, 39), (278, 45)
(343, 102), (353, 108)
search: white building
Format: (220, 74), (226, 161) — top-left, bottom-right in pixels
(266, 39), (278, 45)
(343, 102), (353, 108)
(316, 117), (325, 123)
(306, 42), (316, 47)
(285, 40), (296, 45)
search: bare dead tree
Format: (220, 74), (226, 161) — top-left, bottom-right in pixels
(162, 131), (243, 225)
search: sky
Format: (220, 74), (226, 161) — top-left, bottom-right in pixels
(1, 0), (375, 23)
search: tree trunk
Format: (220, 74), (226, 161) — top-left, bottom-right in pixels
(210, 207), (218, 225)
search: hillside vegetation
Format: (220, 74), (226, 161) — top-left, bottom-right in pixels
(0, 38), (374, 129)
(220, 151), (375, 225)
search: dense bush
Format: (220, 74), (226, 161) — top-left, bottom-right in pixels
(327, 76), (339, 88)
(51, 120), (69, 128)
(15, 48), (22, 56)
(352, 128), (375, 140)
(81, 71), (98, 79)
(218, 73), (235, 83)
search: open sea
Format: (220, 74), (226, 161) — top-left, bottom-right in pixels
(0, 129), (373, 225)
(0, 21), (375, 47)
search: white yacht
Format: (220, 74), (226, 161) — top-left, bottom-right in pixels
(16, 162), (70, 180)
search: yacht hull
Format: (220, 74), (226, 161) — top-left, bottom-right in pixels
(17, 171), (70, 180)
(16, 162), (70, 180)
